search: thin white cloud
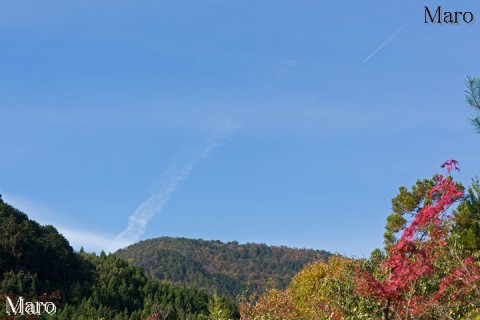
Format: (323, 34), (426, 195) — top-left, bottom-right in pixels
(109, 120), (239, 252)
(273, 58), (298, 79)
(1, 120), (239, 254)
(1, 194), (114, 253)
(57, 226), (114, 253)
(250, 57), (298, 88)
(362, 19), (412, 64)
(2, 194), (60, 224)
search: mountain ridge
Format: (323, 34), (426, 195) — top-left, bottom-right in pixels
(0, 196), (239, 319)
(115, 236), (331, 298)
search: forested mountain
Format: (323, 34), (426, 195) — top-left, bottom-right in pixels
(115, 237), (331, 298)
(0, 195), (238, 319)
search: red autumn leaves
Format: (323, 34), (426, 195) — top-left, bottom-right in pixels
(356, 160), (480, 318)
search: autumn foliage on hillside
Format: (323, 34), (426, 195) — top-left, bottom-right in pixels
(240, 161), (480, 319)
(115, 237), (330, 299)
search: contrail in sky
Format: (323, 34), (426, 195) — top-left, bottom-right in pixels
(109, 121), (238, 252)
(362, 19), (412, 64)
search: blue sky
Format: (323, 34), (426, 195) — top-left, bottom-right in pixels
(1, 1), (480, 257)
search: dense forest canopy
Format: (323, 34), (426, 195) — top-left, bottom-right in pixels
(115, 237), (330, 299)
(0, 196), (238, 319)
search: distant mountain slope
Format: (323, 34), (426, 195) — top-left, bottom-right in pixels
(0, 195), (238, 319)
(115, 237), (331, 298)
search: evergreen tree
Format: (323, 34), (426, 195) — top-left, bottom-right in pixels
(466, 76), (480, 133)
(0, 198), (238, 319)
(383, 176), (441, 252)
(452, 178), (480, 252)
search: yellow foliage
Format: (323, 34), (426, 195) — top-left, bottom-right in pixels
(461, 308), (480, 320)
(287, 255), (358, 319)
(239, 256), (378, 320)
(239, 289), (301, 320)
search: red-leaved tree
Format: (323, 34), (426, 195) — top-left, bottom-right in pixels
(356, 161), (465, 320)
